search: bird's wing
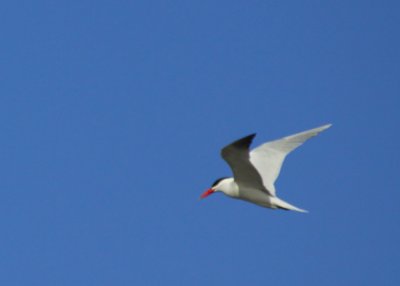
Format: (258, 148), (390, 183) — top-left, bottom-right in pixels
(221, 134), (272, 195)
(249, 124), (332, 196)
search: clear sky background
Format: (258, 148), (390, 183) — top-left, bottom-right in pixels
(1, 1), (399, 285)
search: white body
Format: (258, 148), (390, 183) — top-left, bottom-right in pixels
(211, 124), (332, 212)
(214, 177), (305, 212)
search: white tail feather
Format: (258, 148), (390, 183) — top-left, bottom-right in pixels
(271, 197), (308, 213)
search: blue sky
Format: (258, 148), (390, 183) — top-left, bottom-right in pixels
(0, 0), (399, 285)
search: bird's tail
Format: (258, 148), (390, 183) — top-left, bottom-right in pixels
(271, 197), (308, 213)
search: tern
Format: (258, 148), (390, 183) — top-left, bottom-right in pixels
(200, 124), (332, 212)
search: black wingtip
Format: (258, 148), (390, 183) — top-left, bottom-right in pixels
(230, 133), (256, 150)
(220, 133), (257, 160)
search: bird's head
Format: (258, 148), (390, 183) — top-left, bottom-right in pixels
(200, 177), (231, 199)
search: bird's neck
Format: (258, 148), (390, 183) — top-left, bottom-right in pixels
(219, 178), (239, 198)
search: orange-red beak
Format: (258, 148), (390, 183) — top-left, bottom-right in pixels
(200, 188), (214, 199)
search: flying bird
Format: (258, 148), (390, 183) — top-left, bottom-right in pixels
(200, 124), (332, 212)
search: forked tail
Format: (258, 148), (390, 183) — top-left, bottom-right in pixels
(272, 197), (308, 213)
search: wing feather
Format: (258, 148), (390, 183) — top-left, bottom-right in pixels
(249, 124), (332, 196)
(221, 134), (271, 194)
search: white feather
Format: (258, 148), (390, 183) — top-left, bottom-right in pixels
(249, 124), (332, 196)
